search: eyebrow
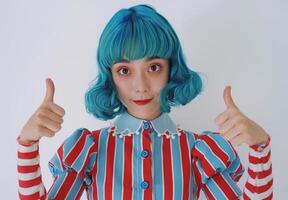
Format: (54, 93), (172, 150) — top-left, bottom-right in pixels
(118, 56), (160, 63)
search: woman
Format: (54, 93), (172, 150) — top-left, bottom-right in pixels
(17, 4), (272, 199)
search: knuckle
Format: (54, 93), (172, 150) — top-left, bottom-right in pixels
(61, 108), (66, 115)
(55, 105), (65, 115)
(53, 124), (61, 132)
(46, 130), (55, 137)
(35, 115), (44, 124)
(46, 133), (54, 137)
(55, 125), (61, 132)
(37, 109), (48, 118)
(43, 109), (50, 116)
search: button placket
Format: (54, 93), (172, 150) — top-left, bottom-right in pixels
(141, 149), (149, 158)
(141, 121), (153, 197)
(143, 121), (151, 131)
(140, 180), (150, 189)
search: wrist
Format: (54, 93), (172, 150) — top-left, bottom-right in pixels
(250, 133), (271, 152)
(17, 135), (39, 146)
(260, 133), (270, 145)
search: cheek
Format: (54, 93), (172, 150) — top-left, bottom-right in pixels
(154, 75), (169, 92)
(114, 80), (130, 100)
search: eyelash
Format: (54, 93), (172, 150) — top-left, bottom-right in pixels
(117, 64), (161, 75)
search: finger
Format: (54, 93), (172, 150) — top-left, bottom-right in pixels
(214, 110), (229, 125)
(214, 108), (238, 125)
(37, 126), (56, 138)
(37, 115), (62, 132)
(223, 125), (242, 141)
(223, 85), (239, 110)
(49, 103), (66, 117)
(230, 134), (246, 146)
(43, 78), (55, 103)
(217, 114), (242, 133)
(38, 109), (64, 124)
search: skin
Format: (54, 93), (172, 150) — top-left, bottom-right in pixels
(214, 86), (269, 146)
(19, 78), (65, 144)
(18, 60), (268, 146)
(111, 57), (170, 121)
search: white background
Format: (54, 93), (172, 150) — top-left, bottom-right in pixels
(1, 0), (287, 199)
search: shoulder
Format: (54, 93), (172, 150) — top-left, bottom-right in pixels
(54, 126), (111, 165)
(192, 130), (238, 161)
(179, 129), (227, 148)
(191, 130), (244, 180)
(64, 127), (110, 144)
(49, 127), (110, 180)
(179, 129), (241, 169)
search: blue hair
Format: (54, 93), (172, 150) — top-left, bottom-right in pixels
(85, 4), (204, 120)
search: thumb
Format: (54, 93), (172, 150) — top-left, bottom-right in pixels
(43, 78), (55, 103)
(223, 85), (238, 109)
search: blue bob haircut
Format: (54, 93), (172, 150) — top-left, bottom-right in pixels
(85, 4), (204, 120)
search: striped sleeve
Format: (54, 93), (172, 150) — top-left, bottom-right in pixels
(192, 131), (244, 200)
(17, 128), (99, 200)
(47, 128), (99, 199)
(243, 135), (273, 199)
(17, 139), (47, 200)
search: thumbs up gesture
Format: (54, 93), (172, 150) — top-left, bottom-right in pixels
(19, 78), (65, 144)
(214, 86), (269, 146)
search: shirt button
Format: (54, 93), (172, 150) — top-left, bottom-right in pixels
(143, 122), (150, 130)
(141, 150), (149, 158)
(140, 181), (149, 189)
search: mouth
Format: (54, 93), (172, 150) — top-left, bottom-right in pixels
(133, 98), (153, 105)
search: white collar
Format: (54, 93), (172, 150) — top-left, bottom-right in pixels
(109, 112), (182, 139)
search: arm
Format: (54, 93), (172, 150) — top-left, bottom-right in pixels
(17, 138), (86, 199)
(192, 132), (244, 199)
(17, 140), (46, 199)
(17, 79), (98, 199)
(17, 78), (77, 199)
(243, 138), (273, 199)
(214, 86), (273, 199)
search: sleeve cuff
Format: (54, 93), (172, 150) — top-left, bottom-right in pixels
(250, 134), (271, 152)
(17, 136), (39, 153)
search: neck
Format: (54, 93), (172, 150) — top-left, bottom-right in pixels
(126, 110), (161, 121)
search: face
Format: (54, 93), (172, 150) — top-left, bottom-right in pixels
(111, 57), (169, 120)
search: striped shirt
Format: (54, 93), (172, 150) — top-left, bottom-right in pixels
(17, 112), (273, 199)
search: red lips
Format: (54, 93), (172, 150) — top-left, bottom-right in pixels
(133, 98), (152, 105)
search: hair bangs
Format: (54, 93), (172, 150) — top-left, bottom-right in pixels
(99, 12), (176, 68)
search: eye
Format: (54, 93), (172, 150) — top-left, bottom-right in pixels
(118, 67), (130, 75)
(148, 64), (161, 72)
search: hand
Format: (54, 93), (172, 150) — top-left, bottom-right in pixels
(214, 86), (269, 146)
(19, 78), (65, 144)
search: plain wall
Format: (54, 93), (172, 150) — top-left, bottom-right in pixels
(1, 0), (287, 198)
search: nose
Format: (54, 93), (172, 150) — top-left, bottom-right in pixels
(133, 71), (149, 93)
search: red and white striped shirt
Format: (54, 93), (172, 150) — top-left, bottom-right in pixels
(17, 112), (273, 199)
